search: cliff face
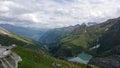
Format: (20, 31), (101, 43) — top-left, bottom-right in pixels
(88, 17), (120, 68)
(89, 55), (120, 68)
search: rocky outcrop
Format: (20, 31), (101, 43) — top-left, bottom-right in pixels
(88, 17), (120, 68)
(89, 55), (120, 68)
(0, 52), (22, 68)
(0, 46), (22, 68)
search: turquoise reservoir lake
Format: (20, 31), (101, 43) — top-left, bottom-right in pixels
(68, 52), (92, 64)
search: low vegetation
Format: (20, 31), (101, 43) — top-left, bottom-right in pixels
(12, 46), (86, 68)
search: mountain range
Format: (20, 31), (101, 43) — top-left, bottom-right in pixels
(39, 24), (80, 46)
(39, 17), (120, 68)
(0, 24), (48, 41)
(89, 17), (120, 68)
(0, 26), (85, 68)
(0, 17), (120, 68)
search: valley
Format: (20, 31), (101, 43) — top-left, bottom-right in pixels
(38, 17), (120, 68)
(0, 26), (86, 68)
(0, 17), (120, 68)
(0, 0), (120, 68)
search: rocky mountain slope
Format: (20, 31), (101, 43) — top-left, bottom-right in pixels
(39, 24), (80, 46)
(88, 17), (120, 68)
(50, 20), (115, 58)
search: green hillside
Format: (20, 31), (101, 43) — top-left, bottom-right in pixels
(12, 46), (86, 68)
(0, 27), (46, 52)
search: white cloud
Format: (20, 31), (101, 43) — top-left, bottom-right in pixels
(20, 13), (40, 23)
(0, 0), (120, 28)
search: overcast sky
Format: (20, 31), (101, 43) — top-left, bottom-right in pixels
(0, 0), (120, 28)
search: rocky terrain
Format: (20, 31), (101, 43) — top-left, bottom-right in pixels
(88, 17), (120, 68)
(0, 45), (22, 68)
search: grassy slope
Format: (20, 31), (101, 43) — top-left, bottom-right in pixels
(53, 26), (105, 57)
(61, 24), (108, 49)
(39, 27), (72, 46)
(0, 27), (46, 52)
(12, 46), (86, 68)
(0, 34), (46, 52)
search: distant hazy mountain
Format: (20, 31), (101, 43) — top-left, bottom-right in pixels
(39, 24), (80, 46)
(0, 24), (48, 41)
(87, 22), (97, 26)
(0, 26), (46, 52)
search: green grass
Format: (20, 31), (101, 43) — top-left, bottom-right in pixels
(12, 46), (86, 68)
(0, 27), (34, 44)
(71, 34), (88, 48)
(61, 35), (88, 49)
(0, 32), (46, 52)
(89, 65), (100, 68)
